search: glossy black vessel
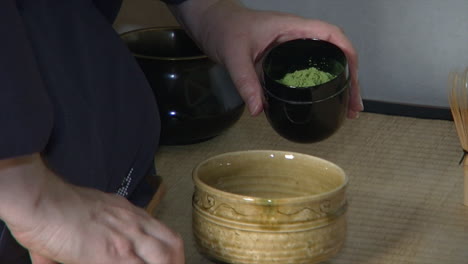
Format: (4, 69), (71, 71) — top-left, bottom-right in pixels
(262, 39), (349, 143)
(121, 27), (245, 145)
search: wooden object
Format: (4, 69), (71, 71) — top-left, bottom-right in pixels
(464, 158), (468, 206)
(145, 175), (166, 216)
(448, 67), (468, 206)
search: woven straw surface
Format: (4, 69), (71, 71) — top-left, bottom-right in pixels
(153, 111), (468, 264)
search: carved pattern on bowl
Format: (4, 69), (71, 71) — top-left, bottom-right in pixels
(193, 208), (347, 264)
(193, 188), (346, 224)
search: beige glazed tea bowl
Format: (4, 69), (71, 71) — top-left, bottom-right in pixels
(192, 150), (348, 264)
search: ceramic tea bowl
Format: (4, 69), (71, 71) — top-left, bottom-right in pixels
(192, 150), (348, 264)
(262, 39), (349, 143)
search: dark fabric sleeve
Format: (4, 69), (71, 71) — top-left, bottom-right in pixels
(0, 0), (53, 159)
(160, 0), (188, 5)
(93, 0), (123, 24)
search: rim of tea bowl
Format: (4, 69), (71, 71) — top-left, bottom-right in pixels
(192, 150), (348, 204)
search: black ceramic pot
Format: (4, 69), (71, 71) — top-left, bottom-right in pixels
(121, 27), (245, 145)
(262, 39), (349, 143)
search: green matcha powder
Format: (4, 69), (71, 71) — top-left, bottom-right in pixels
(278, 67), (335, 87)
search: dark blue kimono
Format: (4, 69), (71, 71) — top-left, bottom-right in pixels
(0, 0), (185, 262)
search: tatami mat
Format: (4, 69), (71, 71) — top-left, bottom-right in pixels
(153, 110), (468, 264)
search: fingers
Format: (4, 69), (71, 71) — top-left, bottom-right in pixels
(333, 36), (363, 119)
(222, 43), (264, 116)
(311, 21), (363, 118)
(99, 204), (185, 264)
(271, 18), (364, 118)
(29, 252), (58, 264)
(13, 184), (183, 264)
(210, 11), (363, 119)
(347, 78), (363, 119)
(132, 230), (185, 264)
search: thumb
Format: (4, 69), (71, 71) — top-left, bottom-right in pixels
(30, 252), (59, 264)
(222, 46), (264, 116)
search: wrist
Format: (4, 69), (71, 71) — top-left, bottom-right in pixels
(0, 154), (63, 228)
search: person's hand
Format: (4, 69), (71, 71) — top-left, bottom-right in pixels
(171, 0), (363, 118)
(0, 154), (184, 264)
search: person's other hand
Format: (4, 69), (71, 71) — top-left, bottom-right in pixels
(2, 155), (184, 264)
(13, 184), (184, 264)
(173, 0), (363, 118)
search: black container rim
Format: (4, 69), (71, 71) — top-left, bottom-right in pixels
(262, 38), (348, 102)
(120, 26), (208, 61)
(262, 38), (347, 87)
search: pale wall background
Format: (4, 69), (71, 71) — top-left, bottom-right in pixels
(114, 0), (468, 108)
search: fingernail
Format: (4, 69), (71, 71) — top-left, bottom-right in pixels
(358, 94), (364, 111)
(348, 110), (359, 119)
(248, 97), (260, 115)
